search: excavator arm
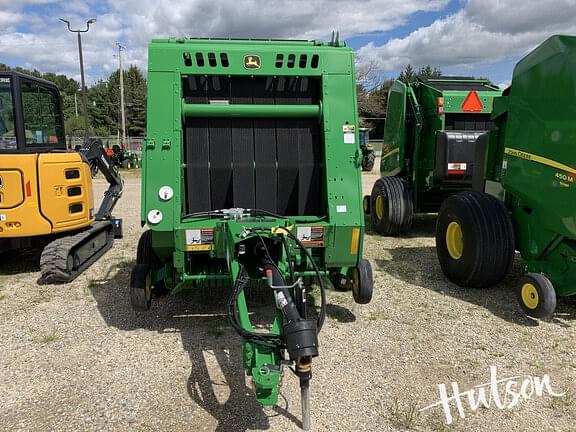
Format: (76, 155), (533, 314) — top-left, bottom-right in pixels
(78, 138), (123, 221)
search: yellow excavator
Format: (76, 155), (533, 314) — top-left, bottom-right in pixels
(0, 71), (123, 283)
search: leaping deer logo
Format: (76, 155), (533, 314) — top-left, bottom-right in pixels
(244, 55), (261, 69)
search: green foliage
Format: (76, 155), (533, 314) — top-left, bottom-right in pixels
(399, 64), (416, 84)
(0, 62), (147, 137)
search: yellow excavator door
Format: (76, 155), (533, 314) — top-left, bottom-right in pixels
(0, 153), (94, 238)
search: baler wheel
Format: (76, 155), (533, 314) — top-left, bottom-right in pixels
(436, 191), (514, 288)
(516, 273), (556, 321)
(370, 177), (413, 236)
(130, 263), (152, 311)
(363, 195), (370, 215)
(351, 259), (373, 304)
(137, 231), (167, 294)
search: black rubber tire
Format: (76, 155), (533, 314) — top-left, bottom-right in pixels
(436, 191), (514, 288)
(130, 263), (151, 311)
(351, 259), (373, 304)
(516, 273), (556, 321)
(136, 231), (167, 294)
(361, 152), (376, 171)
(363, 195), (370, 215)
(370, 177), (413, 236)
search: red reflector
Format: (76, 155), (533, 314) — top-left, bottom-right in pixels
(25, 181), (32, 197)
(265, 269), (273, 277)
(448, 169), (466, 175)
(461, 91), (483, 112)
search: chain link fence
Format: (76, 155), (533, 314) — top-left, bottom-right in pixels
(67, 136), (144, 153)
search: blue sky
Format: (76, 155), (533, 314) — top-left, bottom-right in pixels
(0, 0), (574, 88)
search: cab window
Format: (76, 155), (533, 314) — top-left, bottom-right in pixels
(21, 80), (65, 148)
(0, 78), (16, 150)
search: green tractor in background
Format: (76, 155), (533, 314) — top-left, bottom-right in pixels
(436, 35), (576, 321)
(131, 37), (373, 429)
(366, 76), (501, 235)
(110, 144), (140, 169)
(359, 127), (376, 171)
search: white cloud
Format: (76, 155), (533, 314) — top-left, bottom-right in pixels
(0, 0), (449, 81)
(357, 0), (576, 73)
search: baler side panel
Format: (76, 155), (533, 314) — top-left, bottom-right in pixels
(497, 35), (576, 296)
(380, 80), (406, 176)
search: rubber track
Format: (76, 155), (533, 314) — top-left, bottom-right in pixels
(39, 221), (114, 284)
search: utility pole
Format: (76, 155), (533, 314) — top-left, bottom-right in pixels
(74, 92), (78, 117)
(60, 17), (96, 140)
(115, 42), (127, 149)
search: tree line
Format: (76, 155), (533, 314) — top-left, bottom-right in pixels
(357, 63), (443, 138)
(0, 63), (146, 137)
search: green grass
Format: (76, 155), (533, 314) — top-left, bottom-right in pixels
(387, 397), (421, 430)
(32, 329), (61, 344)
(549, 392), (573, 414)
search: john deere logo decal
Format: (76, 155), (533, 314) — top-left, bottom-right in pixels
(244, 55), (261, 70)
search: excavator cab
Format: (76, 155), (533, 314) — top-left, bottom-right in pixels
(0, 71), (123, 283)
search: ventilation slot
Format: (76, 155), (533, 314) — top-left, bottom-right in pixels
(275, 54), (284, 68)
(67, 186), (82, 197)
(69, 203), (83, 214)
(183, 52), (192, 67)
(311, 54), (319, 68)
(220, 53), (229, 67)
(195, 52), (205, 67)
(287, 54), (295, 68)
(299, 54), (307, 68)
(208, 52), (217, 67)
(65, 169), (80, 179)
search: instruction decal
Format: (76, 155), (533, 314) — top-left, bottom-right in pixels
(343, 124), (355, 144)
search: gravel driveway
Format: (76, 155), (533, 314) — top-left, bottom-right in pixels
(1, 167), (575, 431)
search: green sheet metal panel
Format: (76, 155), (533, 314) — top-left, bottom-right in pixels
(380, 80), (406, 176)
(497, 35), (576, 295)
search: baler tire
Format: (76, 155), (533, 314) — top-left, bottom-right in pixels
(436, 191), (514, 288)
(351, 259), (373, 304)
(361, 152), (376, 171)
(370, 177), (413, 236)
(516, 273), (556, 321)
(363, 195), (370, 215)
(130, 263), (152, 311)
(136, 230), (167, 294)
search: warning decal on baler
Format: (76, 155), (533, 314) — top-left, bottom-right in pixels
(343, 124), (355, 144)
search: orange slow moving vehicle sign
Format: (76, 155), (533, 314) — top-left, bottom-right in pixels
(461, 90), (484, 112)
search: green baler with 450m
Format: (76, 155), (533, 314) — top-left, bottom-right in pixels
(131, 37), (373, 428)
(435, 35), (576, 321)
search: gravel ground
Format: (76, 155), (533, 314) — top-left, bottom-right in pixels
(1, 165), (575, 432)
